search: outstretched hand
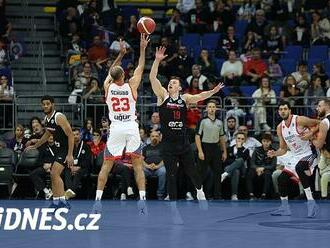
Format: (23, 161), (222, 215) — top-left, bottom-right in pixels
(155, 46), (168, 61)
(119, 39), (127, 56)
(212, 82), (225, 93)
(140, 33), (150, 49)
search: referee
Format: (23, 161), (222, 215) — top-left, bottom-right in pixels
(195, 100), (227, 199)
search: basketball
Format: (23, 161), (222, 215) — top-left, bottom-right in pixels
(137, 16), (156, 34)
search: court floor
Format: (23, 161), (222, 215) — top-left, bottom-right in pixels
(0, 200), (329, 248)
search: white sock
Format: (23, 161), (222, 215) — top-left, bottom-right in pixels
(43, 188), (49, 194)
(96, 190), (103, 200)
(196, 186), (203, 192)
(59, 196), (66, 202)
(53, 197), (59, 205)
(127, 187), (134, 196)
(139, 190), (146, 200)
(304, 187), (314, 200)
(280, 196), (289, 205)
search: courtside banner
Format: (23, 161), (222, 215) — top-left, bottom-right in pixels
(0, 200), (329, 248)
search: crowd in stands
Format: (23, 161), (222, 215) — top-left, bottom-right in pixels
(1, 0), (330, 200)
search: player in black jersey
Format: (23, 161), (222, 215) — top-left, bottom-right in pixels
(149, 47), (224, 200)
(27, 95), (74, 208)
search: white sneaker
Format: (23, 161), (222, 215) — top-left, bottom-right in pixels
(231, 194), (238, 201)
(221, 172), (229, 183)
(196, 189), (206, 201)
(164, 195), (170, 201)
(65, 189), (76, 200)
(45, 189), (53, 200)
(127, 187), (134, 196)
(186, 192), (194, 201)
(120, 193), (126, 200)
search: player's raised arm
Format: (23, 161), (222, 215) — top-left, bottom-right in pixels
(103, 39), (127, 91)
(184, 83), (225, 104)
(268, 124), (288, 158)
(149, 46), (168, 99)
(129, 33), (149, 90)
(26, 130), (51, 150)
(56, 114), (74, 167)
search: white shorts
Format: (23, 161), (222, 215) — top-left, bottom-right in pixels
(278, 151), (317, 179)
(104, 121), (142, 160)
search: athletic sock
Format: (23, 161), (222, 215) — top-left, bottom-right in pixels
(280, 196), (289, 205)
(304, 187), (314, 200)
(59, 196), (66, 202)
(53, 197), (60, 205)
(43, 188), (50, 194)
(139, 190), (146, 200)
(96, 190), (103, 200)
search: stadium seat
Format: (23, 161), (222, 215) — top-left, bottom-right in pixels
(279, 59), (297, 74)
(121, 6), (139, 21)
(139, 8), (153, 16)
(283, 45), (303, 60)
(215, 58), (225, 76)
(180, 33), (201, 48)
(0, 148), (14, 195)
(324, 60), (330, 72)
(240, 86), (257, 97)
(201, 33), (221, 50)
(308, 45), (328, 61)
(191, 45), (202, 62)
(234, 20), (248, 38)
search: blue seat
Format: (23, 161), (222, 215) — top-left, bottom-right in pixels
(191, 46), (202, 62)
(215, 58), (225, 76)
(201, 33), (221, 50)
(283, 45), (303, 60)
(240, 86), (257, 97)
(324, 60), (330, 72)
(308, 45), (328, 60)
(180, 33), (201, 48)
(279, 59), (297, 74)
(234, 20), (248, 37)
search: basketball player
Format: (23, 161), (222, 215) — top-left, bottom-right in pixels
(268, 100), (319, 217)
(94, 34), (149, 203)
(149, 46), (224, 200)
(28, 95), (74, 208)
(312, 99), (330, 199)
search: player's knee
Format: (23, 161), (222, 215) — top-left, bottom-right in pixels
(295, 162), (309, 176)
(278, 173), (288, 185)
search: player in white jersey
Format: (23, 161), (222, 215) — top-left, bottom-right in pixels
(268, 100), (319, 217)
(94, 34), (149, 206)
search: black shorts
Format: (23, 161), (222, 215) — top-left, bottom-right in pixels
(53, 149), (67, 166)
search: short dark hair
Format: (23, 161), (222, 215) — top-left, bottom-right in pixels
(235, 131), (246, 138)
(41, 95), (54, 103)
(72, 127), (80, 132)
(278, 100), (291, 110)
(93, 128), (102, 135)
(261, 133), (273, 142)
(29, 116), (42, 130)
(207, 99), (218, 106)
(227, 116), (236, 122)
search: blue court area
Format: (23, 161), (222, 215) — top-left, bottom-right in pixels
(0, 200), (329, 248)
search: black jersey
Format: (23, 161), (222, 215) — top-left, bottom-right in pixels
(159, 95), (188, 143)
(44, 111), (68, 151)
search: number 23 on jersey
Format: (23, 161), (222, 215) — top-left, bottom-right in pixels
(111, 97), (130, 112)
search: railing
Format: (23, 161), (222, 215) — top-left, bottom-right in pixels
(37, 41), (47, 93)
(0, 95), (326, 133)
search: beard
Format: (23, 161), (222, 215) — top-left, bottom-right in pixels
(318, 110), (325, 118)
(281, 114), (289, 120)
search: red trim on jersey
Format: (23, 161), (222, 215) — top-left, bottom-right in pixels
(295, 115), (305, 135)
(284, 115), (293, 128)
(282, 168), (300, 184)
(104, 155), (123, 161)
(128, 83), (137, 102)
(126, 152), (142, 158)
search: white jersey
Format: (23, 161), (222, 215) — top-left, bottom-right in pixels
(106, 83), (137, 123)
(281, 115), (313, 158)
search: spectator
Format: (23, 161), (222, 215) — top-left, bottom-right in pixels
(143, 131), (166, 200)
(265, 54), (282, 84)
(139, 127), (150, 146)
(310, 11), (330, 46)
(82, 77), (102, 102)
(186, 0), (212, 33)
(158, 36), (178, 79)
(195, 100), (227, 199)
(75, 62), (98, 90)
(225, 116), (237, 146)
(88, 35), (108, 63)
(112, 14), (126, 36)
(147, 112), (161, 132)
(172, 45), (194, 80)
(304, 75), (325, 116)
(263, 25), (283, 55)
(243, 48), (267, 85)
(237, 0), (256, 21)
(230, 125), (262, 157)
(29, 135), (55, 200)
(246, 9), (268, 40)
(64, 128), (92, 199)
(292, 14), (310, 47)
(68, 33), (86, 54)
(280, 75), (304, 115)
(176, 0), (195, 14)
(291, 61), (311, 93)
(186, 102), (201, 143)
(0, 39), (8, 68)
(246, 133), (276, 199)
(251, 76), (276, 133)
(7, 124), (25, 156)
(196, 49), (216, 77)
(0, 0), (6, 15)
(0, 6), (11, 39)
(212, 0), (235, 33)
(221, 131), (250, 200)
(71, 53), (97, 83)
(80, 118), (94, 142)
(220, 50), (243, 86)
(109, 35), (133, 56)
(126, 15), (140, 50)
(319, 149), (330, 199)
(215, 25), (239, 58)
(99, 116), (110, 143)
(59, 7), (80, 42)
(186, 64), (209, 91)
(24, 118), (45, 147)
(96, 57), (112, 85)
(164, 9), (185, 40)
(312, 63), (329, 89)
(0, 74), (14, 127)
(88, 128), (106, 160)
(242, 30), (258, 53)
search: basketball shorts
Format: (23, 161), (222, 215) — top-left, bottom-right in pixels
(104, 121), (142, 160)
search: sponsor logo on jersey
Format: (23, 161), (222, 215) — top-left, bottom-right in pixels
(111, 90), (129, 96)
(114, 114), (131, 121)
(168, 121), (183, 129)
